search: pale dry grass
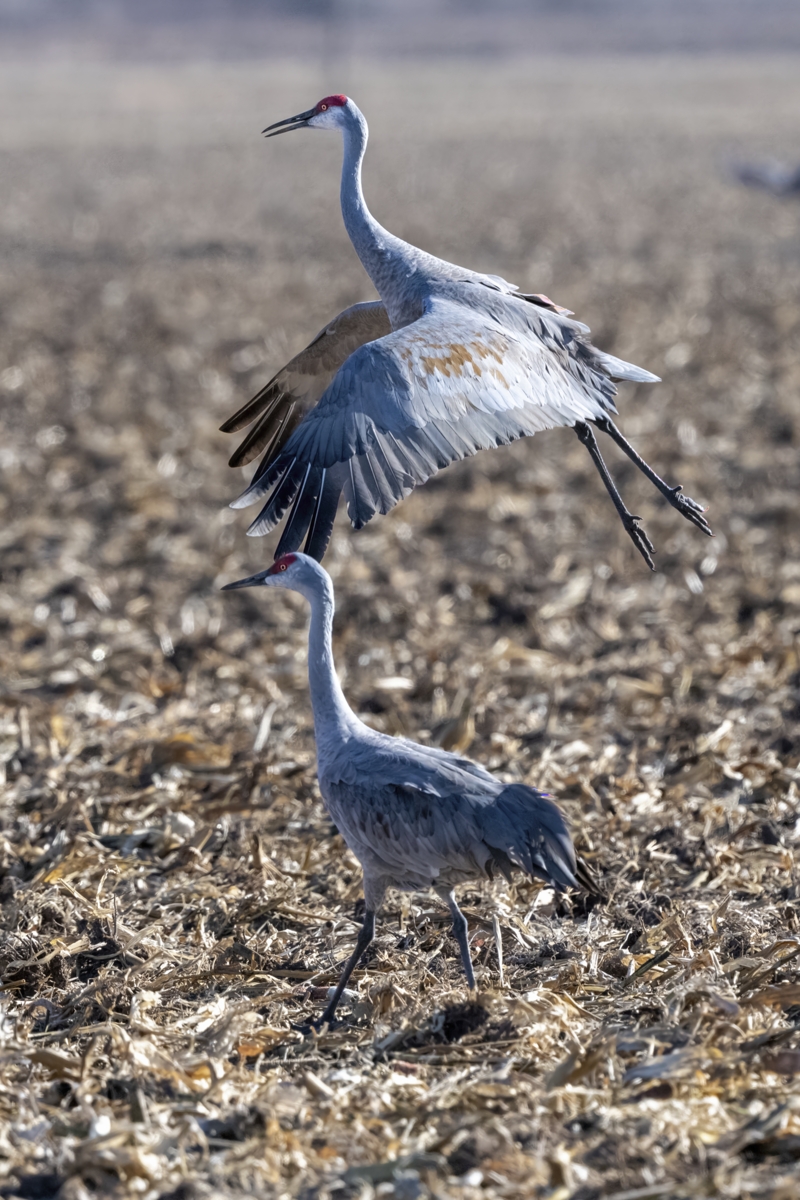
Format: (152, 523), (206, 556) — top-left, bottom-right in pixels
(1, 56), (800, 1200)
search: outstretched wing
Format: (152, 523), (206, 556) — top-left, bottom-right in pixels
(232, 292), (653, 560)
(220, 301), (391, 468)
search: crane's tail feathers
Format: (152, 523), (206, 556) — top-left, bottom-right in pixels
(481, 784), (580, 892)
(594, 351), (660, 385)
(486, 847), (515, 884)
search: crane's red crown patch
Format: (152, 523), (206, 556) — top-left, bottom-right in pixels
(316, 95), (347, 112)
(269, 553), (297, 574)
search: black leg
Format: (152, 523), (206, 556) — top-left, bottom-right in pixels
(593, 416), (712, 536)
(443, 891), (476, 989)
(315, 910), (376, 1029)
(574, 421), (656, 570)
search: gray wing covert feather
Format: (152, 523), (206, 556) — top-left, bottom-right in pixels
(323, 776), (491, 880)
(326, 731), (498, 793)
(321, 737), (578, 891)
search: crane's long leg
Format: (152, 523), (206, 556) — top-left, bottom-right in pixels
(440, 889), (476, 990)
(592, 416), (712, 536)
(314, 909), (376, 1029)
(574, 421), (656, 571)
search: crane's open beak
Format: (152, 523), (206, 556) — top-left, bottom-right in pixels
(221, 569), (271, 590)
(263, 108), (316, 137)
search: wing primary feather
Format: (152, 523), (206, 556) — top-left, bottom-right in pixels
(227, 394), (293, 468)
(274, 464), (323, 558)
(373, 432), (414, 487)
(245, 457), (300, 536)
(220, 378), (282, 435)
(229, 446), (292, 509)
(430, 416), (480, 458)
(364, 448), (402, 516)
(304, 467), (344, 561)
(228, 400), (302, 471)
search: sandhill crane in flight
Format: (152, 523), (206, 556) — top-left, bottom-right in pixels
(224, 552), (590, 1027)
(221, 95), (712, 569)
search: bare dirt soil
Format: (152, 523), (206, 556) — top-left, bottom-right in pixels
(2, 56), (800, 1199)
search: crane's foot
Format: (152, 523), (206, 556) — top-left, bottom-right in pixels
(662, 483), (713, 535)
(620, 512), (656, 571)
(290, 1019), (317, 1037)
(592, 417), (713, 538)
(291, 1011), (338, 1037)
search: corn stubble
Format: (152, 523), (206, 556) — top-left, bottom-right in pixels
(1, 56), (800, 1200)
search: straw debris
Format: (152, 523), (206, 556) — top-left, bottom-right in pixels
(2, 56), (800, 1199)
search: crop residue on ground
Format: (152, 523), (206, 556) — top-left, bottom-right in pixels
(1, 56), (800, 1199)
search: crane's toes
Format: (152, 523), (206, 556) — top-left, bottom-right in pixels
(668, 486), (714, 535)
(622, 514), (656, 571)
(289, 1018), (317, 1037)
(290, 1014), (337, 1037)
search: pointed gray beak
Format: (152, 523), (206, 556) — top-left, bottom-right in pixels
(221, 569), (272, 591)
(263, 108), (316, 137)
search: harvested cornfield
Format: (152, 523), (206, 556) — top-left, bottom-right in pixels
(1, 55), (800, 1199)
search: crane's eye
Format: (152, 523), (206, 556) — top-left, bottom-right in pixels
(319, 103), (328, 111)
(279, 563), (287, 571)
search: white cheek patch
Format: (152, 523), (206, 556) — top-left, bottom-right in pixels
(310, 108), (344, 130)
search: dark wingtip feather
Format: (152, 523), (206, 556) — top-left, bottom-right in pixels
(274, 465), (323, 559)
(245, 458), (301, 537)
(228, 399), (301, 469)
(304, 468), (344, 561)
(220, 379), (282, 434)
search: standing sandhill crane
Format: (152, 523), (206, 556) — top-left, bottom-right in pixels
(221, 95), (712, 570)
(224, 552), (586, 1027)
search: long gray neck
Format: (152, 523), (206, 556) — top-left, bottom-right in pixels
(306, 577), (358, 747)
(339, 108), (401, 303)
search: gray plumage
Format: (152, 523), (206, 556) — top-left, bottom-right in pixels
(223, 552), (585, 1027)
(222, 95), (712, 568)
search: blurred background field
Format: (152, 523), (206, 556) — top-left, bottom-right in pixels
(2, 4), (800, 1197)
